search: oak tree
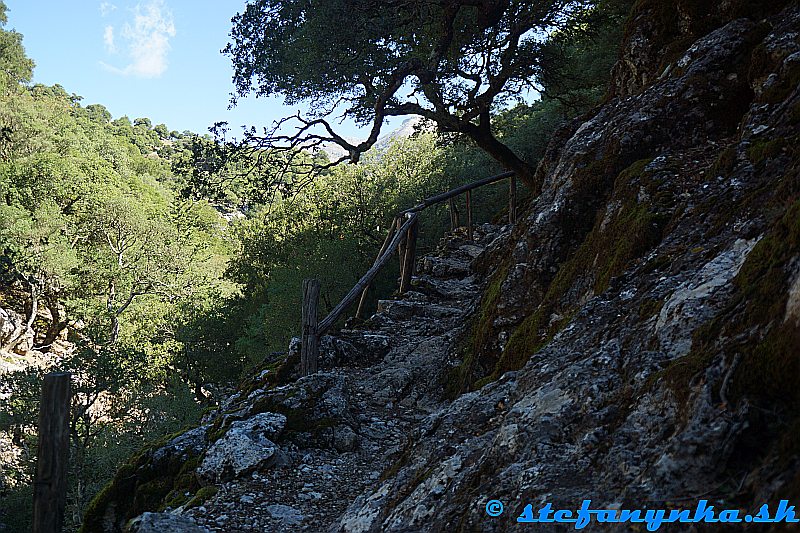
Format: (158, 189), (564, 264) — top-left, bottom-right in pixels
(224, 0), (593, 188)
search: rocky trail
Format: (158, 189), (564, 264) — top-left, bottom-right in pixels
(85, 3), (800, 530)
(171, 224), (510, 532)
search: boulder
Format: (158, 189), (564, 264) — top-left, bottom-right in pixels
(126, 512), (210, 533)
(333, 424), (358, 452)
(265, 504), (304, 525)
(197, 412), (287, 484)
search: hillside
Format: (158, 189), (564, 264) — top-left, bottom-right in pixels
(81, 0), (800, 531)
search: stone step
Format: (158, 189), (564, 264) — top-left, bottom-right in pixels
(411, 275), (477, 301)
(375, 299), (463, 321)
(419, 255), (472, 278)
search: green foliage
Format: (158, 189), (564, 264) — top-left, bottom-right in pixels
(0, 2), (34, 89)
(0, 12), (235, 529)
(85, 104), (111, 124)
(171, 134), (258, 206)
(539, 0), (634, 109)
(0, 341), (207, 529)
(223, 0), (610, 185)
(216, 133), (452, 361)
(1, 0), (637, 527)
(227, 0), (582, 109)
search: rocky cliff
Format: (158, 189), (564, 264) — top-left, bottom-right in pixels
(83, 0), (800, 531)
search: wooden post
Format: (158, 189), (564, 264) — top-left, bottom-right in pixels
(448, 197), (457, 230)
(33, 372), (71, 533)
(465, 190), (473, 241)
(399, 217), (418, 294)
(317, 214), (417, 335)
(397, 217), (408, 287)
(355, 221), (397, 319)
(509, 175), (517, 224)
(300, 279), (320, 375)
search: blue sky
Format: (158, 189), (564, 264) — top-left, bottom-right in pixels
(4, 0), (394, 138)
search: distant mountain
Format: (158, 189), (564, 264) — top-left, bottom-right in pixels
(374, 116), (423, 150)
(321, 116), (423, 160)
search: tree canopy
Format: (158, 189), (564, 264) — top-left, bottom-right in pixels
(225, 0), (594, 188)
(0, 1), (33, 89)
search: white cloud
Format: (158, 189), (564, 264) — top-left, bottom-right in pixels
(103, 25), (116, 53)
(102, 0), (176, 78)
(100, 2), (117, 17)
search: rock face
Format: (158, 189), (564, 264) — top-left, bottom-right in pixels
(85, 1), (800, 531)
(335, 3), (800, 531)
(196, 413), (287, 484)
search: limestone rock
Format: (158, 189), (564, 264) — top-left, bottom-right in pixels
(126, 512), (210, 533)
(333, 425), (358, 452)
(152, 425), (209, 466)
(265, 504), (304, 525)
(197, 413), (287, 484)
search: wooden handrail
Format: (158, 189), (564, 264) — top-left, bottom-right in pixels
(401, 170), (514, 214)
(399, 216), (419, 293)
(300, 279), (320, 375)
(317, 213), (418, 335)
(355, 217), (399, 318)
(300, 170), (517, 375)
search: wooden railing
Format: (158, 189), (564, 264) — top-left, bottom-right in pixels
(300, 171), (517, 374)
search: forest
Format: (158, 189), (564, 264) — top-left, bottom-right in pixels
(0, 0), (632, 529)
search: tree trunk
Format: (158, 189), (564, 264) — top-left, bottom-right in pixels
(109, 317), (120, 344)
(107, 280), (137, 345)
(461, 120), (536, 191)
(36, 298), (67, 353)
(2, 278), (38, 352)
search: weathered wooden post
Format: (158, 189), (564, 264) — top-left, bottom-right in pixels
(399, 217), (419, 294)
(448, 197), (456, 230)
(33, 372), (72, 533)
(509, 175), (517, 224)
(355, 221), (397, 319)
(300, 279), (320, 375)
(465, 190), (474, 241)
(397, 217), (408, 289)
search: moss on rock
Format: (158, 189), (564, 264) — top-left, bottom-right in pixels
(638, 297), (666, 319)
(80, 428), (204, 533)
(710, 145), (738, 177)
(747, 137), (789, 165)
(183, 486), (219, 511)
(444, 261), (510, 398)
(470, 157), (674, 387)
(727, 200), (800, 408)
(658, 198), (800, 423)
(510, 160), (663, 361)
